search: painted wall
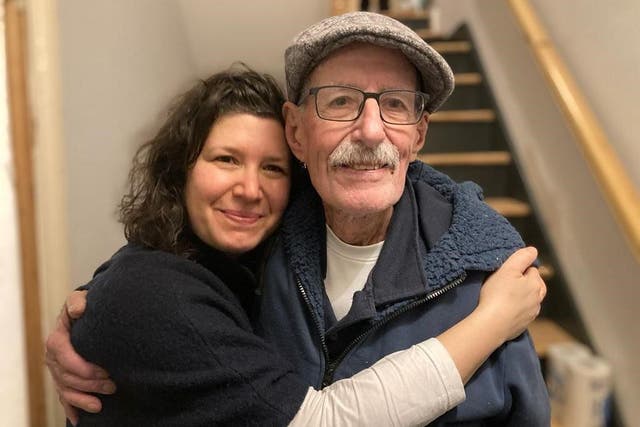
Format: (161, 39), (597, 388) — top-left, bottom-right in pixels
(435, 0), (639, 424)
(1, 3), (29, 426)
(533, 0), (640, 188)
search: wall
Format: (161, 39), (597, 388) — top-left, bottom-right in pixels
(57, 1), (197, 287)
(435, 1), (639, 424)
(0, 3), (29, 426)
(176, 0), (331, 83)
(533, 0), (640, 188)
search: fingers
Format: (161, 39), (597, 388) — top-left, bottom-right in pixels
(45, 323), (109, 380)
(59, 387), (103, 414)
(525, 266), (547, 303)
(66, 290), (88, 320)
(60, 372), (116, 395)
(502, 247), (538, 275)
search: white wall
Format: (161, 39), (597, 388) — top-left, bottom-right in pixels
(0, 4), (29, 426)
(532, 0), (640, 188)
(58, 1), (198, 285)
(176, 0), (331, 82)
(435, 1), (639, 424)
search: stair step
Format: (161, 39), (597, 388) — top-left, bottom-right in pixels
(416, 28), (439, 39)
(538, 263), (555, 280)
(430, 109), (495, 123)
(485, 197), (531, 218)
(418, 151), (511, 166)
(383, 10), (430, 21)
(528, 318), (577, 358)
(430, 40), (472, 54)
(455, 72), (482, 86)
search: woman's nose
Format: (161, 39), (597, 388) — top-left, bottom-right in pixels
(232, 170), (262, 200)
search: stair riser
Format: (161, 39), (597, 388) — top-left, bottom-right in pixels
(442, 85), (492, 110)
(425, 123), (508, 152)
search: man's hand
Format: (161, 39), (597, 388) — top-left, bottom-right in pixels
(478, 247), (547, 342)
(45, 290), (115, 425)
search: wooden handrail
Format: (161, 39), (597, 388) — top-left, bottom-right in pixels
(508, 0), (640, 262)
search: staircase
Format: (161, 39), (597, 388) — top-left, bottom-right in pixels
(384, 9), (594, 427)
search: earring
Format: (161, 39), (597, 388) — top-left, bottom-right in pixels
(302, 163), (307, 169)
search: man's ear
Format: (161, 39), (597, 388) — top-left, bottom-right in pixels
(410, 114), (428, 160)
(283, 101), (307, 163)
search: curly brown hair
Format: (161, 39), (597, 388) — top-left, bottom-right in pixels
(118, 64), (288, 257)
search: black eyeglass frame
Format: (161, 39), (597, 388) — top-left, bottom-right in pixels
(300, 85), (430, 125)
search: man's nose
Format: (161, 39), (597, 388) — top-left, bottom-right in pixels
(354, 98), (386, 146)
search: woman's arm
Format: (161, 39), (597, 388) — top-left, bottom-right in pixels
(46, 247), (545, 426)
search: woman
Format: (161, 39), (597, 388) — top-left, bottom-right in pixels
(46, 64), (545, 426)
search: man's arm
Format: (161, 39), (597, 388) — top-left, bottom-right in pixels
(45, 291), (115, 424)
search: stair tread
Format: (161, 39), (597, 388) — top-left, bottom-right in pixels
(455, 72), (483, 86)
(430, 109), (495, 122)
(418, 151), (511, 166)
(485, 197), (531, 217)
(528, 318), (577, 358)
(430, 40), (472, 54)
(538, 262), (555, 280)
(382, 9), (430, 20)
(416, 28), (440, 39)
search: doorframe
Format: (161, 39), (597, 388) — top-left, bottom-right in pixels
(5, 1), (45, 425)
(5, 0), (70, 425)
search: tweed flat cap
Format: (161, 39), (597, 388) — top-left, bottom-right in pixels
(285, 11), (454, 113)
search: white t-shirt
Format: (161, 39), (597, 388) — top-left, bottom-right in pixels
(325, 225), (383, 320)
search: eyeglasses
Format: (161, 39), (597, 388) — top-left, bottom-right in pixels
(301, 85), (428, 125)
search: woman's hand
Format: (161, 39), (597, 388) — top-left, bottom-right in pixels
(436, 246), (546, 383)
(44, 290), (115, 425)
(477, 247), (547, 342)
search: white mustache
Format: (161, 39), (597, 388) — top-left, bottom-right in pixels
(328, 140), (400, 170)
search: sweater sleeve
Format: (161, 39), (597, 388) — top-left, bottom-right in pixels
(71, 249), (310, 426)
(290, 338), (465, 426)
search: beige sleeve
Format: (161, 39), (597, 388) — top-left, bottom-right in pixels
(288, 338), (465, 427)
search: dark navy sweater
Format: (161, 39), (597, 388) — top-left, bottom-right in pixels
(70, 244), (307, 426)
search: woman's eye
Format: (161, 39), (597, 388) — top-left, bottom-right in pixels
(214, 155), (237, 164)
(264, 164), (287, 174)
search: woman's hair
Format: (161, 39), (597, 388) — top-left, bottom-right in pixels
(119, 63), (288, 256)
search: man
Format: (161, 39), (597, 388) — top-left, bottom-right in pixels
(256, 12), (549, 425)
(47, 11), (549, 426)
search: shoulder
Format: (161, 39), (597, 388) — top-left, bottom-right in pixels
(74, 244), (251, 350)
(88, 243), (236, 304)
(71, 244), (253, 365)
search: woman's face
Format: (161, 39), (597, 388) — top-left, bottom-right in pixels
(185, 113), (291, 254)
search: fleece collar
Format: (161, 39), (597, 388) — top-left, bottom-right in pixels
(281, 161), (524, 319)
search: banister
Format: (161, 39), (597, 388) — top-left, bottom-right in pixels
(508, 0), (640, 262)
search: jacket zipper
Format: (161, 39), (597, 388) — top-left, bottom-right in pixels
(321, 273), (468, 387)
(296, 277), (330, 388)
